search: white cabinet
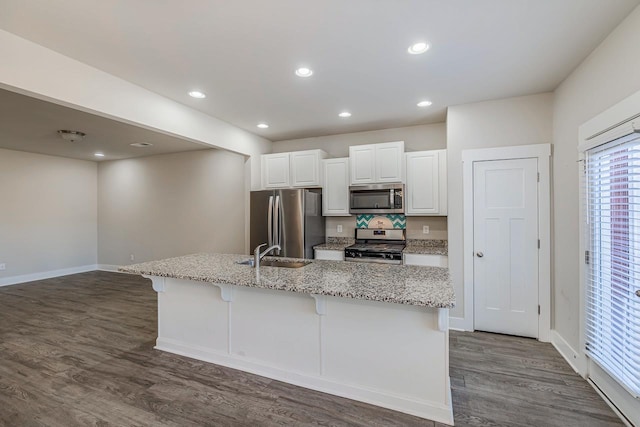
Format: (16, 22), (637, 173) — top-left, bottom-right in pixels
(322, 158), (350, 216)
(349, 141), (404, 185)
(403, 253), (448, 267)
(262, 153), (290, 188)
(314, 249), (345, 261)
(262, 150), (327, 189)
(405, 149), (447, 216)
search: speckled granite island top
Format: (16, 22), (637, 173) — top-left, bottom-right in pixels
(120, 253), (455, 309)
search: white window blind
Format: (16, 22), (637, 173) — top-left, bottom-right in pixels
(585, 131), (640, 398)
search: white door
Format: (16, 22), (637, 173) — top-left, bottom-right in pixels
(350, 145), (376, 185)
(405, 151), (439, 215)
(375, 141), (404, 183)
(291, 151), (320, 187)
(473, 158), (539, 338)
(322, 158), (350, 216)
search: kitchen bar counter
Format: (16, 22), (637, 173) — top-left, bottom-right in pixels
(121, 252), (455, 424)
(120, 252), (455, 308)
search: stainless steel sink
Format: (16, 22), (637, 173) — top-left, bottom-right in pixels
(260, 260), (311, 268)
(236, 259), (311, 268)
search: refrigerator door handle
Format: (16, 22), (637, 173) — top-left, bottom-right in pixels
(268, 195), (274, 246)
(274, 195), (281, 251)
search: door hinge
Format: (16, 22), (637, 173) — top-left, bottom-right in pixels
(538, 305), (541, 315)
(585, 250), (590, 265)
(538, 239), (540, 249)
(537, 172), (540, 182)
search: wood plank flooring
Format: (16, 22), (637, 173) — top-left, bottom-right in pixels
(0, 271), (623, 426)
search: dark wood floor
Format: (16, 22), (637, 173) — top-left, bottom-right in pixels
(0, 272), (622, 427)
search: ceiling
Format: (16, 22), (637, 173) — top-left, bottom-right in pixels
(0, 88), (209, 161)
(0, 0), (638, 142)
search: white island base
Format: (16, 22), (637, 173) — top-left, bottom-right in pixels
(145, 275), (454, 425)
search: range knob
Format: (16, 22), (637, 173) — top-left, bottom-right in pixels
(357, 252), (363, 257)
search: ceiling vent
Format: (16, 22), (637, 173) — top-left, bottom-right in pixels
(57, 129), (86, 142)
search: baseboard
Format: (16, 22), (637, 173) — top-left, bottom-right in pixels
(0, 264), (98, 287)
(156, 337), (455, 425)
(97, 264), (128, 273)
(448, 316), (469, 331)
(550, 330), (588, 376)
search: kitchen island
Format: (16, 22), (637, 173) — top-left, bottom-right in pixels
(120, 253), (455, 425)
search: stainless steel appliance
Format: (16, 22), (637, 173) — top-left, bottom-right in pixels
(250, 189), (325, 259)
(344, 228), (406, 264)
(349, 184), (404, 214)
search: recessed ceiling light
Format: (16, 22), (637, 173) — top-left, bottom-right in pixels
(338, 112), (352, 118)
(417, 100), (433, 107)
(295, 67), (313, 77)
(188, 90), (206, 98)
(94, 152), (105, 157)
(408, 42), (429, 55)
(257, 123), (269, 129)
(130, 142), (153, 147)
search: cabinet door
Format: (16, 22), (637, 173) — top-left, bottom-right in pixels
(291, 150), (321, 187)
(375, 141), (404, 183)
(314, 249), (345, 261)
(406, 151), (439, 215)
(323, 158), (350, 216)
(403, 253), (448, 267)
(262, 153), (290, 188)
(350, 145), (376, 185)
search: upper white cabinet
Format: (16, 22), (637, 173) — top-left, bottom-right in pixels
(322, 158), (350, 216)
(262, 150), (328, 189)
(349, 141), (404, 185)
(262, 153), (290, 188)
(405, 149), (447, 216)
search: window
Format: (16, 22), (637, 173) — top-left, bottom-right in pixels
(585, 131), (640, 397)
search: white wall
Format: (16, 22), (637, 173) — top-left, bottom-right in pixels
(0, 148), (97, 283)
(273, 123), (448, 240)
(553, 6), (640, 353)
(98, 149), (247, 266)
(447, 93), (553, 319)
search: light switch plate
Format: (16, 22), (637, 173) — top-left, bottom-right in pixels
(0, 263), (5, 271)
(337, 225), (343, 233)
(423, 226), (430, 234)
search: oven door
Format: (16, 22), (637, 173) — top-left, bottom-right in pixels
(349, 184), (404, 214)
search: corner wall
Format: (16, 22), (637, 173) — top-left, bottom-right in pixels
(552, 5), (640, 355)
(0, 148), (97, 284)
(98, 149), (247, 267)
(446, 93), (553, 321)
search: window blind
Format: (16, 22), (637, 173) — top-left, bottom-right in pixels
(585, 131), (640, 398)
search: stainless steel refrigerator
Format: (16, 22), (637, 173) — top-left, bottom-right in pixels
(250, 189), (325, 259)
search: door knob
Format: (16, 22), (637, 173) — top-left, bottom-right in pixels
(636, 290), (640, 297)
(476, 252), (484, 258)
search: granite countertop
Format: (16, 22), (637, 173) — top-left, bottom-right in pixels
(314, 237), (354, 251)
(314, 238), (449, 256)
(120, 253), (455, 309)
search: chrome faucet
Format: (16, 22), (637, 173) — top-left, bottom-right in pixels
(254, 243), (281, 278)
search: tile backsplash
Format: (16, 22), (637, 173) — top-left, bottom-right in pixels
(355, 214), (406, 229)
(326, 216), (447, 240)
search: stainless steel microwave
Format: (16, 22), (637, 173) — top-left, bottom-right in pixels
(349, 184), (404, 214)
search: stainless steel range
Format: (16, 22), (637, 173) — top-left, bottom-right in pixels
(344, 228), (406, 264)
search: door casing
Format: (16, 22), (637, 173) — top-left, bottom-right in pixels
(462, 143), (551, 342)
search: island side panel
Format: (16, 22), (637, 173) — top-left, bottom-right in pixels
(323, 296), (450, 408)
(156, 278), (229, 353)
(229, 287), (321, 375)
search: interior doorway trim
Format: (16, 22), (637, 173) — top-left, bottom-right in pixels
(462, 143), (551, 342)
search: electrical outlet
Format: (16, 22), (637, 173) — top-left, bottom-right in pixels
(337, 225), (343, 233)
(130, 254), (135, 262)
(0, 263), (5, 271)
(423, 226), (430, 234)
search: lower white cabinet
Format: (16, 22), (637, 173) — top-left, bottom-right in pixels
(322, 158), (350, 216)
(403, 253), (448, 267)
(405, 150), (447, 215)
(315, 249), (345, 261)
